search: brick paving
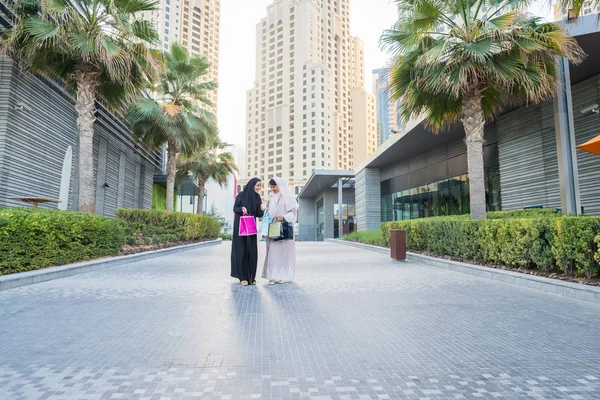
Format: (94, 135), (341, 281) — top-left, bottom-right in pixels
(1, 242), (599, 399)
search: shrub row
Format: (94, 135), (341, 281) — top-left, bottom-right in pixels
(0, 208), (221, 276)
(381, 214), (600, 278)
(0, 208), (125, 275)
(116, 209), (220, 245)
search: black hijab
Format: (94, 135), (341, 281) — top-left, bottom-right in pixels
(239, 177), (261, 213)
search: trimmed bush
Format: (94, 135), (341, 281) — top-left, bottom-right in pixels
(487, 209), (560, 219)
(595, 234), (600, 265)
(380, 213), (600, 278)
(0, 208), (125, 276)
(551, 217), (600, 278)
(116, 208), (220, 244)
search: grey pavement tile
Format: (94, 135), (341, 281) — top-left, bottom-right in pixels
(0, 242), (599, 399)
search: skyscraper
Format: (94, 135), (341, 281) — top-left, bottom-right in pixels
(372, 67), (401, 146)
(245, 0), (369, 197)
(142, 0), (221, 114)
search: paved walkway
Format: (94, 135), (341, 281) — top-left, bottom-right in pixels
(1, 242), (600, 400)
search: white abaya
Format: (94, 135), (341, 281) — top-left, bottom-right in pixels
(261, 192), (297, 282)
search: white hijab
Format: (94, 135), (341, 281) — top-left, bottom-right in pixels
(268, 177), (299, 216)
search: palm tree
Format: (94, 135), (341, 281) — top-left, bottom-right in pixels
(0, 0), (161, 213)
(126, 43), (217, 212)
(381, 0), (584, 219)
(177, 137), (238, 214)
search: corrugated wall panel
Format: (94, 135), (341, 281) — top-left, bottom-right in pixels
(356, 167), (381, 231)
(0, 58), (158, 214)
(498, 74), (600, 215)
(498, 105), (553, 209)
(572, 75), (600, 215)
(540, 102), (561, 208)
(103, 134), (120, 218)
(0, 57), (12, 203)
(124, 156), (136, 209)
(141, 164), (154, 210)
(3, 63), (78, 209)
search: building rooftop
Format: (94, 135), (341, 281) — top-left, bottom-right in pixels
(297, 170), (355, 199)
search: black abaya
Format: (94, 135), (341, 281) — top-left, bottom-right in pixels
(230, 180), (264, 283)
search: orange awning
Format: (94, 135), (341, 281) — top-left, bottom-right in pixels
(577, 135), (600, 156)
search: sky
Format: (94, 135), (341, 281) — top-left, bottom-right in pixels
(216, 0), (554, 148)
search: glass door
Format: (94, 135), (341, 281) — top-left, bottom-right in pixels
(316, 198), (324, 241)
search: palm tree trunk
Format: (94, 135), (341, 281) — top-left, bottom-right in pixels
(461, 93), (487, 220)
(196, 179), (206, 214)
(75, 69), (99, 214)
(166, 137), (177, 212)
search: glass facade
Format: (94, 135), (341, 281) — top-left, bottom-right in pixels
(381, 167), (501, 222)
(334, 202), (356, 239)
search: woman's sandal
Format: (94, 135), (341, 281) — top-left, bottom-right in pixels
(241, 280), (249, 286)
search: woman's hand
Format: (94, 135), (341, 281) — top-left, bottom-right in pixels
(276, 216), (284, 222)
(242, 207), (248, 214)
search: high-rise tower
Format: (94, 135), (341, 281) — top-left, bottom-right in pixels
(245, 0), (367, 196)
(142, 0), (220, 114)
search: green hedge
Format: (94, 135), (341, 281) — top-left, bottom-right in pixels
(116, 208), (220, 245)
(0, 208), (125, 276)
(381, 214), (600, 278)
(487, 209), (561, 219)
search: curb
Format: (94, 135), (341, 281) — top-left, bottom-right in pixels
(326, 239), (600, 304)
(0, 239), (222, 292)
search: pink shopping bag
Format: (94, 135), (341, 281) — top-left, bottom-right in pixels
(239, 215), (258, 236)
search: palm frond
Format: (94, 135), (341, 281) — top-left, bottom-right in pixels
(383, 0), (585, 132)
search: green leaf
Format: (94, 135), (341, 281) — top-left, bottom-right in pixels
(23, 18), (59, 41)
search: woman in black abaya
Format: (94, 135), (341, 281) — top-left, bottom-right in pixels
(231, 178), (264, 286)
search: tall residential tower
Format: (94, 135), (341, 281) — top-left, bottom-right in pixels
(372, 68), (401, 146)
(245, 0), (370, 196)
(143, 0), (221, 113)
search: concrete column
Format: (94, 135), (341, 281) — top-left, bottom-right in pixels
(355, 168), (381, 231)
(553, 56), (581, 215)
(298, 197), (316, 241)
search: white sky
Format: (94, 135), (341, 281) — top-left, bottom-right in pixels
(216, 0), (554, 147)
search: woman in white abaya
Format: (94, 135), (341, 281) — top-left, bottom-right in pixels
(261, 177), (298, 284)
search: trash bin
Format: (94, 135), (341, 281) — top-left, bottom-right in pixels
(390, 230), (406, 260)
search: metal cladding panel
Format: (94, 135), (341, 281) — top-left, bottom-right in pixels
(1, 61), (78, 210)
(355, 167), (381, 231)
(572, 75), (600, 215)
(141, 163), (154, 210)
(103, 134), (120, 217)
(447, 135), (467, 158)
(124, 155), (136, 209)
(498, 105), (556, 210)
(0, 57), (12, 204)
(297, 197), (316, 241)
(498, 74), (600, 215)
(540, 102), (561, 208)
(0, 58), (156, 214)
